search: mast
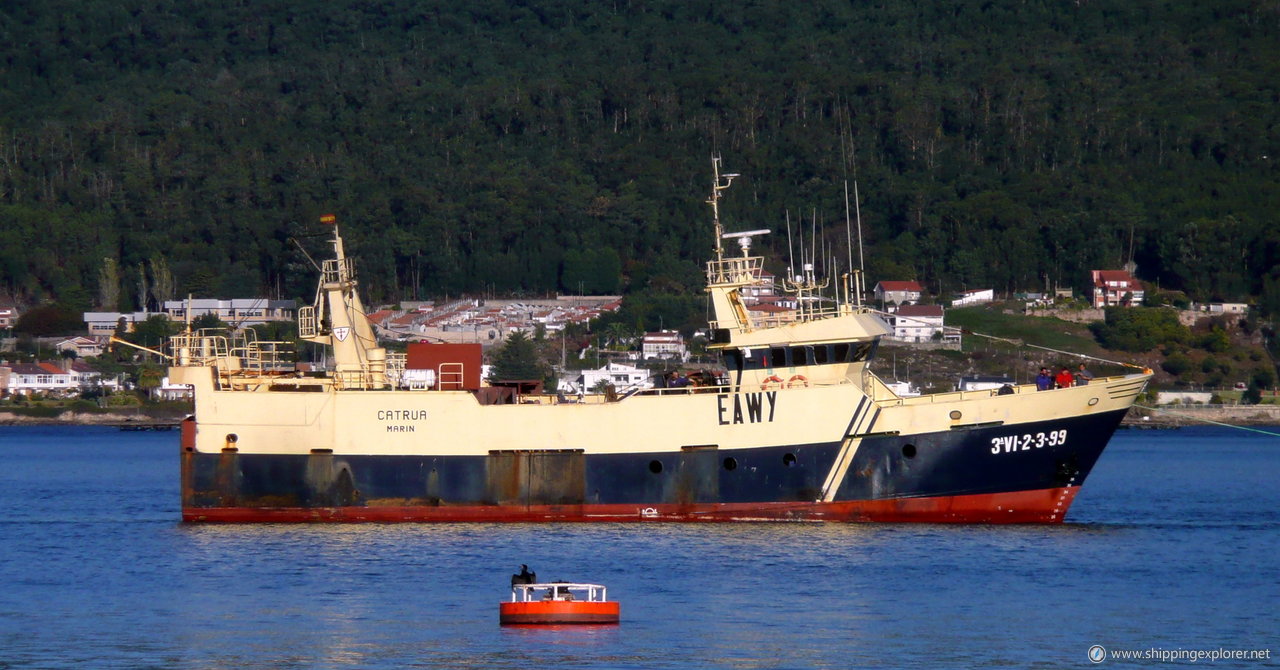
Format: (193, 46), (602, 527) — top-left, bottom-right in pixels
(707, 156), (739, 262)
(298, 214), (387, 389)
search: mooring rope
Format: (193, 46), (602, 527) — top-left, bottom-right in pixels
(952, 326), (1277, 435)
(959, 329), (1151, 371)
(1133, 404), (1280, 437)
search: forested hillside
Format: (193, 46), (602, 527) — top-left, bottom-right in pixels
(1, 0), (1278, 325)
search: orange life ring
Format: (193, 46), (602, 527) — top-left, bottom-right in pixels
(788, 374), (808, 388)
(762, 375), (784, 389)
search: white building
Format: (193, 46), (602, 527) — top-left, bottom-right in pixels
(83, 311), (155, 336)
(951, 289), (994, 307)
(958, 375), (1015, 391)
(85, 298), (297, 335)
(0, 362), (73, 396)
(557, 361), (653, 395)
(1189, 302), (1248, 316)
(887, 305), (946, 343)
(884, 380), (921, 397)
(163, 298), (295, 326)
(154, 376), (194, 401)
(0, 360), (119, 397)
(641, 331), (688, 361)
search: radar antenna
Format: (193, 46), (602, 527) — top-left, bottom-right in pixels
(721, 229), (771, 257)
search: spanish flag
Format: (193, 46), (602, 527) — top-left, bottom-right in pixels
(320, 214), (337, 225)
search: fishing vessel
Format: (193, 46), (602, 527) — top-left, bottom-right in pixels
(169, 160), (1150, 523)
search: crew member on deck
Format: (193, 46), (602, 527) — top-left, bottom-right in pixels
(1055, 366), (1074, 389)
(1035, 367), (1053, 391)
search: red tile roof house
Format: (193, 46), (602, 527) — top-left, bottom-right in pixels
(1, 362), (75, 396)
(1091, 270), (1145, 308)
(363, 309), (400, 338)
(0, 360), (118, 397)
(873, 281), (924, 306)
(746, 302), (796, 325)
(364, 309), (397, 327)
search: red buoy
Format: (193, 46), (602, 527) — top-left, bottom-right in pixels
(499, 582), (619, 625)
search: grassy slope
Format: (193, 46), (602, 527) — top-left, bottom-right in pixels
(946, 305), (1104, 357)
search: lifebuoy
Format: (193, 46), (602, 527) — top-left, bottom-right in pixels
(762, 375), (784, 389)
(788, 374), (808, 388)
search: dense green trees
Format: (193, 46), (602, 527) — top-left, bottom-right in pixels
(13, 305), (82, 336)
(0, 0), (1276, 315)
(488, 331), (547, 382)
(1090, 307), (1189, 353)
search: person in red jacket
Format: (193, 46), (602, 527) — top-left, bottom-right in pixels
(1054, 366), (1074, 389)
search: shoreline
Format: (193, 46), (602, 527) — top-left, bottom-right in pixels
(1123, 405), (1280, 428)
(0, 410), (187, 426)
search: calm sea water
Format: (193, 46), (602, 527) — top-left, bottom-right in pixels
(0, 425), (1276, 669)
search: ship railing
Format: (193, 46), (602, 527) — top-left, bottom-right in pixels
(438, 362), (465, 390)
(885, 375), (1142, 406)
(708, 304), (849, 331)
(385, 351), (408, 387)
(322, 257), (355, 285)
(240, 341), (294, 373)
(885, 384), (1028, 406)
(298, 306), (317, 339)
(169, 331), (231, 367)
(225, 329), (279, 373)
(641, 383), (730, 396)
(705, 256), (763, 286)
(332, 370), (371, 390)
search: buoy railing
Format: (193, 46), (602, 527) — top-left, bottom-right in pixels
(510, 583), (608, 603)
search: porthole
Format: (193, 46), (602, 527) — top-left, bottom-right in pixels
(782, 453), (797, 467)
(723, 457), (738, 471)
(648, 460), (663, 474)
(1088, 397), (1099, 406)
(226, 433), (238, 443)
(902, 444), (917, 459)
(949, 410), (962, 420)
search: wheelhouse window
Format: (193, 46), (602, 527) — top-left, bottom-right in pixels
(720, 338), (879, 371)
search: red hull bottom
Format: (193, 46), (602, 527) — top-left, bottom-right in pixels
(499, 601), (620, 625)
(183, 486), (1081, 523)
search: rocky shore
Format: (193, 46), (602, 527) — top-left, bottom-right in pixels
(0, 410), (186, 426)
(1123, 404), (1280, 428)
